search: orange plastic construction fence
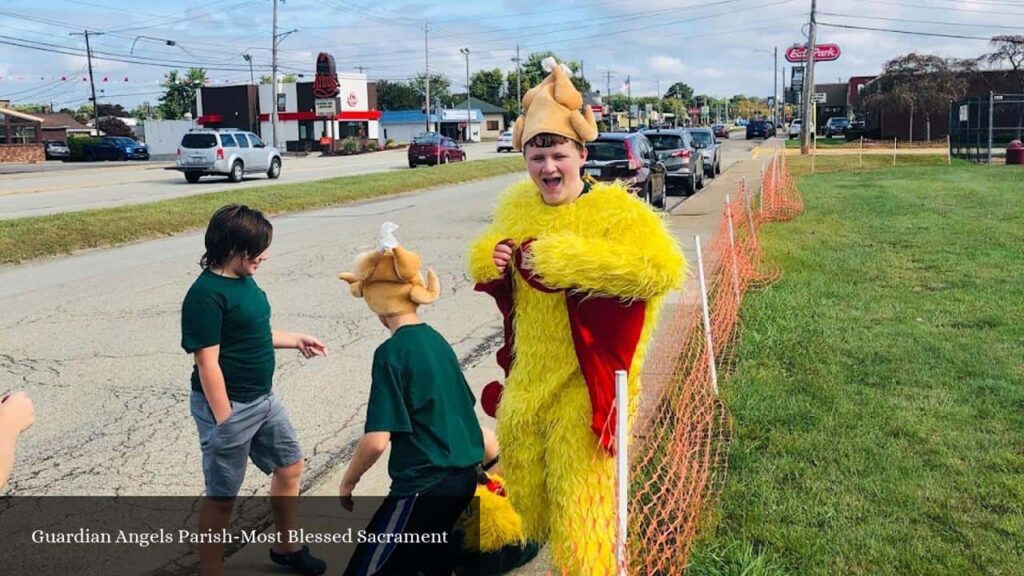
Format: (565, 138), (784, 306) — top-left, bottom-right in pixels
(555, 150), (803, 575)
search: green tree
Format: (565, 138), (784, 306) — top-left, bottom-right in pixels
(663, 81), (694, 104)
(97, 103), (128, 118)
(502, 52), (590, 124)
(376, 79), (421, 110)
(73, 104), (94, 125)
(131, 102), (156, 121)
(470, 68), (504, 105)
(158, 68), (207, 120)
(411, 73), (452, 108)
(259, 73), (298, 84)
(860, 53), (966, 140)
(13, 103), (49, 113)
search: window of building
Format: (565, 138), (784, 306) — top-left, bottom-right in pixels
(487, 120), (499, 131)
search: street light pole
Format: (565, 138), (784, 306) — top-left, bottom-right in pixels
(461, 47), (471, 142)
(243, 54), (254, 85)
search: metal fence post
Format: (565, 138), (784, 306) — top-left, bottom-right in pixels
(988, 91), (995, 165)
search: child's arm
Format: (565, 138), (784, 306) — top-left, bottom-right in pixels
(194, 346), (232, 424)
(339, 432), (390, 497)
(0, 391), (35, 491)
(272, 330), (328, 358)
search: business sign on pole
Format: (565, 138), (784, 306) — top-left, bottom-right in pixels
(810, 92), (827, 103)
(785, 44), (841, 63)
(315, 98), (338, 117)
(313, 52), (340, 99)
(791, 66), (804, 92)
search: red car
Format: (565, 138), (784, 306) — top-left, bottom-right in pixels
(712, 124), (730, 139)
(408, 132), (467, 167)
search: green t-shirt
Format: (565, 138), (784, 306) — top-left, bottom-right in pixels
(181, 269), (275, 403)
(366, 323), (484, 496)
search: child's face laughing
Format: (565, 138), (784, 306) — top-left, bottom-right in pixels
(525, 140), (587, 206)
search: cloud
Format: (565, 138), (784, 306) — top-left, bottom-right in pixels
(648, 56), (688, 77)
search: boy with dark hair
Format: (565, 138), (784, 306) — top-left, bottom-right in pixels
(337, 224), (484, 576)
(182, 204), (328, 576)
(468, 58), (686, 574)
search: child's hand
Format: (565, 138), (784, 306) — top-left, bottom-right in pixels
(0, 392), (35, 435)
(296, 335), (327, 359)
(492, 241), (513, 274)
(339, 480), (357, 511)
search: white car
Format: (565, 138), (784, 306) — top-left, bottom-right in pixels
(496, 131), (514, 152)
(788, 119), (813, 139)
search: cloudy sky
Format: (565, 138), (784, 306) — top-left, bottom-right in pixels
(0, 0), (1016, 110)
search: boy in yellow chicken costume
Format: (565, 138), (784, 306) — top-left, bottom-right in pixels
(467, 58), (686, 574)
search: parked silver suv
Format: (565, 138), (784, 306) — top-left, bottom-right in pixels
(175, 128), (282, 184)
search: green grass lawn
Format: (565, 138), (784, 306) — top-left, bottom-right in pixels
(0, 156), (524, 265)
(688, 163), (1024, 576)
(782, 137), (856, 148)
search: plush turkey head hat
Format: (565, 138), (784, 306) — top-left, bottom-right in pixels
(512, 56), (598, 150)
(338, 223), (440, 317)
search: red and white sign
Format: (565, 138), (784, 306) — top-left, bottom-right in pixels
(785, 44), (841, 63)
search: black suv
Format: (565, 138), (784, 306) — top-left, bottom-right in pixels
(583, 132), (667, 208)
(745, 120), (776, 140)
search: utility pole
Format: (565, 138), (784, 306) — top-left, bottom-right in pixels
(70, 30), (101, 135)
(424, 22), (431, 132)
(356, 65), (368, 74)
(656, 77), (661, 127)
(626, 75), (632, 132)
(603, 69), (614, 131)
(460, 47), (471, 142)
(773, 45), (779, 126)
(511, 44), (522, 117)
(271, 0), (279, 149)
(800, 0), (818, 154)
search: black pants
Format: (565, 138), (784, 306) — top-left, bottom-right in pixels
(344, 466), (477, 576)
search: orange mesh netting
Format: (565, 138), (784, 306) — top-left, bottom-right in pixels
(554, 150), (803, 575)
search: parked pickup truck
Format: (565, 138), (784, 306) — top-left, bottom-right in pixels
(83, 136), (149, 161)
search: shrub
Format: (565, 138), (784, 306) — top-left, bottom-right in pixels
(67, 136), (100, 162)
(366, 140), (378, 151)
(341, 138), (358, 154)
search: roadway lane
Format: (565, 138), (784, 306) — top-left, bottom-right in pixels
(0, 141), (508, 220)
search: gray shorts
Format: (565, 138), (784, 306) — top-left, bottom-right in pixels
(190, 391), (304, 498)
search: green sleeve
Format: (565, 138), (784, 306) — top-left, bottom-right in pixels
(365, 359), (412, 434)
(181, 286), (223, 353)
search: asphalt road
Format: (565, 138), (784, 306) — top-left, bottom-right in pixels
(0, 136), (761, 499)
(0, 141), (508, 220)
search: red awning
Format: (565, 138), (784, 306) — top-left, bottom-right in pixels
(257, 110), (382, 122)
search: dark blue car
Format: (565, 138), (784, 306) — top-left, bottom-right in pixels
(745, 120), (776, 140)
(83, 136), (150, 161)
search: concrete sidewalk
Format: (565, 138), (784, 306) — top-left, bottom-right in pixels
(218, 141), (779, 576)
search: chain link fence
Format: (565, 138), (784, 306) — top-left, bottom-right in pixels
(949, 92), (1024, 163)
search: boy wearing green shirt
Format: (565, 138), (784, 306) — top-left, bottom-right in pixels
(181, 204), (328, 576)
(338, 224), (483, 576)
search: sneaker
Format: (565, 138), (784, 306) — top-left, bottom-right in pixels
(269, 545), (327, 576)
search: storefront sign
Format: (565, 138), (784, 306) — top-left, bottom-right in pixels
(313, 52), (340, 99)
(315, 98), (338, 117)
(785, 44), (841, 63)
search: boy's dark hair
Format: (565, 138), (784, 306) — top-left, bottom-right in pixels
(523, 133), (584, 152)
(200, 204), (273, 268)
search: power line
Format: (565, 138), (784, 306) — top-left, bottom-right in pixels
(819, 11), (1024, 31)
(818, 22), (994, 41)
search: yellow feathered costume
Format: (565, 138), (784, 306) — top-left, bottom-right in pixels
(468, 178), (685, 574)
